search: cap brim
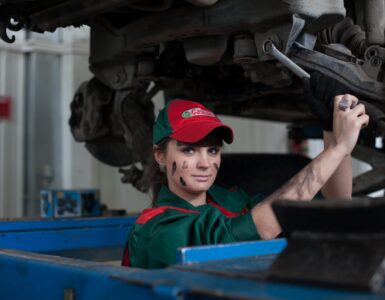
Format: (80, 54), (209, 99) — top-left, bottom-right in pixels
(170, 121), (233, 144)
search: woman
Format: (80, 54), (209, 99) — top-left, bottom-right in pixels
(122, 95), (368, 269)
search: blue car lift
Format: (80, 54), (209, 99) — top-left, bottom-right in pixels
(0, 217), (384, 300)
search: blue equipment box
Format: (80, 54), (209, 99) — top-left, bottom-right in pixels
(40, 189), (101, 218)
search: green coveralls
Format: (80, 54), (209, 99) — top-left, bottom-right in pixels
(122, 185), (263, 268)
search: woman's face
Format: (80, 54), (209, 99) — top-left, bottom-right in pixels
(156, 139), (222, 197)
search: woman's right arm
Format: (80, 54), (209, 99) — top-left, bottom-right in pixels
(320, 131), (352, 199)
(250, 94), (368, 240)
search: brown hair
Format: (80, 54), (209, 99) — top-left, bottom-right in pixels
(150, 129), (224, 207)
(150, 138), (170, 207)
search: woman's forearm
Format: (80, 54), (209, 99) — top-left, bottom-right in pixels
(250, 94), (367, 240)
(321, 131), (352, 199)
(251, 143), (347, 239)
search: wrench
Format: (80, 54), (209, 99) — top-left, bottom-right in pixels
(263, 40), (310, 80)
(263, 41), (355, 111)
(263, 40), (385, 132)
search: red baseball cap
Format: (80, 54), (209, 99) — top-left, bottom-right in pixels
(153, 99), (233, 145)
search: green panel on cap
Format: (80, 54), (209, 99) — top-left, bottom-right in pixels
(152, 102), (173, 145)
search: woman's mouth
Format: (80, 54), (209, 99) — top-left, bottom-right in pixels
(192, 175), (211, 182)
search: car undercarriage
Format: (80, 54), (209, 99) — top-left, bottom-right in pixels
(1, 0), (385, 195)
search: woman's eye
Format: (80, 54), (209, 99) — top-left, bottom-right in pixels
(208, 147), (220, 155)
(182, 147), (194, 154)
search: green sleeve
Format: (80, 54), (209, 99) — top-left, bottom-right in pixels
(209, 185), (265, 211)
(249, 193), (265, 207)
(225, 186), (265, 208)
(128, 207), (260, 268)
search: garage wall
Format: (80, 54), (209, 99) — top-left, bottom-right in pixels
(220, 116), (288, 154)
(0, 31), (26, 218)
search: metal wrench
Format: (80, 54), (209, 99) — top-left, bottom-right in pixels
(262, 40), (385, 133)
(263, 40), (352, 111)
(263, 40), (310, 80)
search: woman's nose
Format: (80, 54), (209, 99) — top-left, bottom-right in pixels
(197, 153), (210, 168)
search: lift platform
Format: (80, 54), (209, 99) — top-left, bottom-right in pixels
(0, 214), (385, 300)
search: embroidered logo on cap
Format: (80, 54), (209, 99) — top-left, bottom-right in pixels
(181, 108), (215, 118)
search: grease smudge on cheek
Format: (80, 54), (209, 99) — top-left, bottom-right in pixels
(172, 162), (177, 176)
(180, 177), (187, 186)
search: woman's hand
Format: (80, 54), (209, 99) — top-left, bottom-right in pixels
(331, 94), (369, 156)
(252, 93), (369, 239)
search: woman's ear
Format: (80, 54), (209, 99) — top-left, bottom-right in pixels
(153, 146), (166, 166)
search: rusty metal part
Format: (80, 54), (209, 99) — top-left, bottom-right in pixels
(105, 0), (344, 52)
(352, 144), (385, 195)
(234, 14), (306, 88)
(318, 18), (367, 57)
(68, 77), (156, 191)
(112, 87), (155, 192)
(233, 33), (258, 64)
(113, 89), (153, 157)
(118, 165), (148, 192)
(241, 61), (293, 88)
(361, 45), (385, 80)
(364, 0), (385, 46)
(262, 40), (385, 131)
(183, 35), (227, 66)
(89, 58), (138, 90)
(70, 78), (156, 192)
(1, 0), (346, 38)
(364, 45), (385, 79)
(364, 45), (385, 61)
(84, 0), (345, 88)
(69, 78), (137, 167)
(69, 78), (113, 142)
(291, 43), (385, 102)
(322, 44), (357, 63)
(289, 43), (385, 134)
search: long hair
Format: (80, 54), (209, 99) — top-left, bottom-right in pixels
(150, 138), (169, 207)
(150, 129), (224, 207)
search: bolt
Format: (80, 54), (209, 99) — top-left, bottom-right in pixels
(371, 56), (382, 67)
(263, 40), (273, 54)
(365, 46), (379, 60)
